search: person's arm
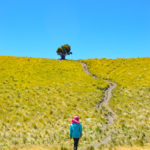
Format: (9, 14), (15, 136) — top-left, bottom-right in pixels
(70, 124), (72, 138)
(80, 123), (82, 137)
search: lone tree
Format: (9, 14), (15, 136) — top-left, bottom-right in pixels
(56, 44), (72, 60)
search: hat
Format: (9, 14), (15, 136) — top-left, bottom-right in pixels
(72, 116), (79, 124)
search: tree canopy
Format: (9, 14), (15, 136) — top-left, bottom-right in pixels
(56, 44), (72, 60)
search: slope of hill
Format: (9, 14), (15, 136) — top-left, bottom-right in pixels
(82, 58), (150, 149)
(1, 56), (150, 150)
(0, 56), (108, 149)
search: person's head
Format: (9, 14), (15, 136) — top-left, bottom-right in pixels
(72, 116), (79, 124)
(73, 116), (79, 121)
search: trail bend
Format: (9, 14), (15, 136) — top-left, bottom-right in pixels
(80, 62), (117, 150)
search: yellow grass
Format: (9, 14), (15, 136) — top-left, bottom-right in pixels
(10, 144), (150, 150)
(1, 56), (150, 149)
(83, 58), (150, 148)
(113, 144), (150, 150)
(0, 56), (107, 149)
(10, 145), (72, 150)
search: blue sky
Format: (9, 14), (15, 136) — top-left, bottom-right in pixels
(0, 0), (150, 59)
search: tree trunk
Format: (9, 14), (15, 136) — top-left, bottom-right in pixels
(61, 54), (66, 60)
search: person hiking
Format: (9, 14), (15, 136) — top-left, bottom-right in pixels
(70, 116), (82, 150)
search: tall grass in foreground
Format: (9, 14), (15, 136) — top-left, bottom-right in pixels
(0, 56), (108, 149)
(82, 58), (150, 148)
(8, 144), (150, 150)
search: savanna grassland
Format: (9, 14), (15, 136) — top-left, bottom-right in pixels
(83, 58), (150, 149)
(0, 56), (108, 150)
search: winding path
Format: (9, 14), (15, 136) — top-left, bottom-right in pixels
(80, 62), (117, 150)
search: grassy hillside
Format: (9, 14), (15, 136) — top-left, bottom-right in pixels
(1, 56), (150, 150)
(0, 56), (108, 149)
(83, 58), (150, 149)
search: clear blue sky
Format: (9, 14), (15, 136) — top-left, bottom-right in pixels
(0, 0), (150, 60)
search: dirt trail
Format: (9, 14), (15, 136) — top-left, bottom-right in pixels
(80, 62), (117, 150)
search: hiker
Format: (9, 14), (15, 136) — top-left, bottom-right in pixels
(70, 116), (82, 150)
